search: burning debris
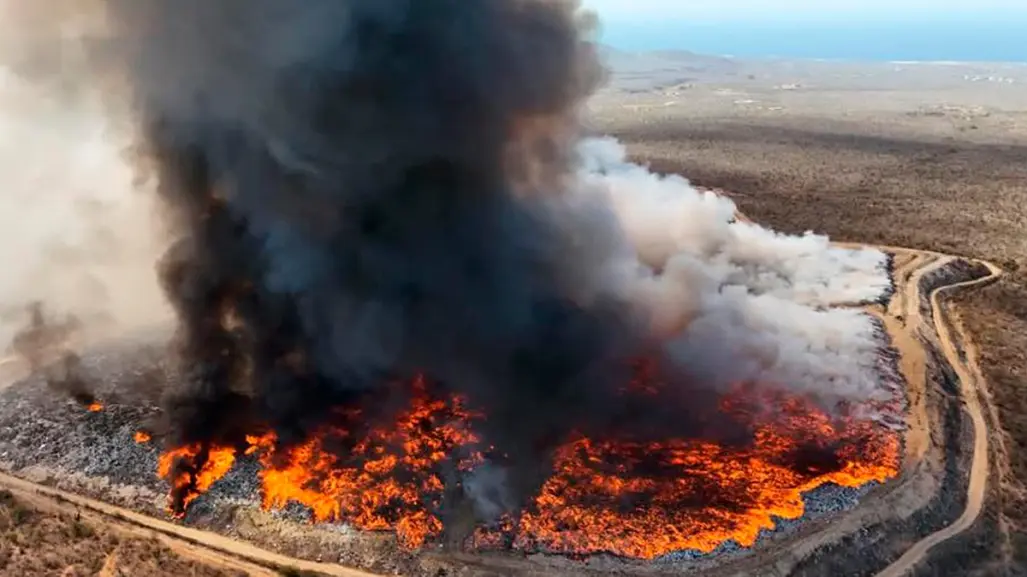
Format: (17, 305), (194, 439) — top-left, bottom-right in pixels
(0, 0), (903, 563)
(147, 372), (900, 559)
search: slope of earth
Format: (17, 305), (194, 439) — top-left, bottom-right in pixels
(592, 53), (1027, 576)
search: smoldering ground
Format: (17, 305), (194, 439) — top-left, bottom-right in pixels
(3, 0), (894, 539)
(93, 0), (764, 522)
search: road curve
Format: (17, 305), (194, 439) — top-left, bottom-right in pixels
(872, 255), (1002, 577)
(0, 248), (1003, 577)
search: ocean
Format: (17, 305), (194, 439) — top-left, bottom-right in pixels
(600, 20), (1027, 63)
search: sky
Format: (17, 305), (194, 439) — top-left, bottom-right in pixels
(582, 0), (1027, 24)
(582, 0), (1027, 61)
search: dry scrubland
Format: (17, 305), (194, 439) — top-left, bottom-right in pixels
(0, 489), (244, 576)
(591, 50), (1027, 576)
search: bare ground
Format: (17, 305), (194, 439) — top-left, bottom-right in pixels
(0, 488), (248, 576)
(599, 90), (1027, 575)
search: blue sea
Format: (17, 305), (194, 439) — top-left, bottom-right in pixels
(600, 19), (1027, 63)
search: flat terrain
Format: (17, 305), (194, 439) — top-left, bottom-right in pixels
(591, 50), (1027, 576)
(0, 487), (246, 576)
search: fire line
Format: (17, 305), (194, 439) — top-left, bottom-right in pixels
(156, 374), (900, 559)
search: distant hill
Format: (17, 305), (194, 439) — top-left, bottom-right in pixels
(596, 46), (742, 92)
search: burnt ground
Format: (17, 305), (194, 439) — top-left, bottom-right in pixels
(0, 332), (902, 577)
(0, 251), (986, 577)
(605, 114), (1027, 576)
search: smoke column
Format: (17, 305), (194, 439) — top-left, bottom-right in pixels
(85, 0), (764, 522)
(4, 0), (895, 532)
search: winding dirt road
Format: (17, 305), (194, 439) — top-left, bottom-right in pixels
(872, 253), (1002, 577)
(0, 246), (1002, 577)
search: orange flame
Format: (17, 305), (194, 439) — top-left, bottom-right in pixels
(158, 443), (237, 514)
(246, 375), (483, 547)
(86, 401), (103, 412)
(134, 431), (152, 444)
(156, 374), (901, 558)
(492, 411), (899, 557)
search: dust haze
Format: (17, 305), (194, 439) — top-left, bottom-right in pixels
(0, 0), (170, 352)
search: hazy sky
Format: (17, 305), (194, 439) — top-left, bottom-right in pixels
(583, 0), (1027, 23)
(582, 0), (1027, 60)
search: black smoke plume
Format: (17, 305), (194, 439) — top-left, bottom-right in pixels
(95, 0), (756, 529)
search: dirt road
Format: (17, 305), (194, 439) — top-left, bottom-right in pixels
(0, 464), (385, 577)
(872, 254), (1002, 577)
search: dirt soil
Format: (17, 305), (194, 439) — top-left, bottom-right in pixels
(596, 68), (1027, 575)
(0, 488), (249, 577)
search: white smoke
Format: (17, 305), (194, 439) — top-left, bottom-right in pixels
(0, 62), (170, 350)
(571, 137), (890, 404)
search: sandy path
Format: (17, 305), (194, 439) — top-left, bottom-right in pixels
(0, 245), (1000, 577)
(872, 255), (1001, 577)
(862, 248), (934, 463)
